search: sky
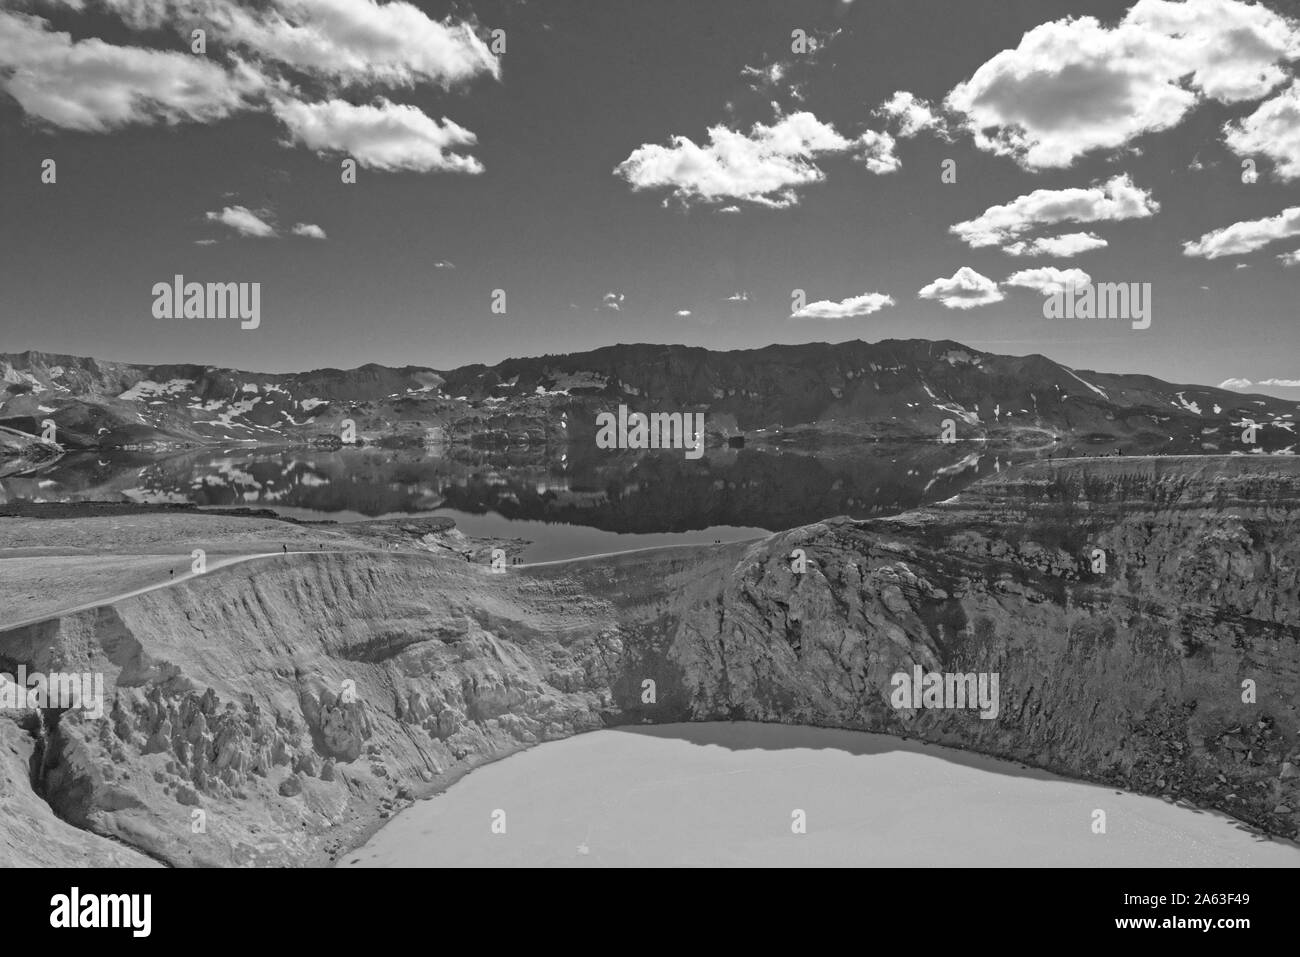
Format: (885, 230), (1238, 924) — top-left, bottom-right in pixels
(1, 0), (1299, 397)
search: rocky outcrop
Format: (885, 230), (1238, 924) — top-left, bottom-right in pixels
(2, 456), (1298, 865)
(0, 712), (158, 868)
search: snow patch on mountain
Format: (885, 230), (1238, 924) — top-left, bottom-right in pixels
(119, 379), (195, 402)
(1063, 369), (1108, 399)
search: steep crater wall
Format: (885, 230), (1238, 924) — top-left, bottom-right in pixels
(2, 457), (1298, 865)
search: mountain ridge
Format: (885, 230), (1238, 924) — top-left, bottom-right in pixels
(2, 339), (1296, 457)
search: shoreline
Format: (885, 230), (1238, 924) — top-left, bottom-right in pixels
(339, 720), (1300, 868)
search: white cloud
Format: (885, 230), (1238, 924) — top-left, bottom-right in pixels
(1281, 249), (1300, 267)
(291, 222), (327, 239)
(1003, 232), (1109, 257)
(951, 175), (1158, 249)
(433, 260), (456, 269)
(1182, 207), (1300, 259)
(918, 267), (1004, 310)
(741, 63), (786, 87)
(1220, 376), (1300, 389)
(945, 0), (1300, 169)
(0, 10), (263, 132)
(205, 205), (276, 238)
(0, 3), (495, 178)
(1224, 80), (1300, 181)
(1124, 0), (1300, 101)
(615, 111), (898, 209)
(791, 292), (895, 319)
(856, 129), (901, 175)
(601, 292), (625, 311)
(1004, 267), (1092, 295)
(725, 291), (750, 302)
(92, 0), (499, 89)
(736, 29), (839, 102)
(741, 62), (803, 100)
(876, 91), (946, 138)
(675, 309), (692, 317)
(272, 97), (482, 173)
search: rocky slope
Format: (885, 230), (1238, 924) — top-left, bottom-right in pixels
(659, 456), (1300, 836)
(0, 715), (159, 867)
(1, 455), (1297, 866)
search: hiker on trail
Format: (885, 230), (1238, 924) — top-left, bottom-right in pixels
(282, 544), (287, 554)
(169, 569), (173, 578)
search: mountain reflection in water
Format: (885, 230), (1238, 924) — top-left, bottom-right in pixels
(0, 441), (1040, 533)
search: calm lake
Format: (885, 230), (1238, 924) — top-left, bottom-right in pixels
(341, 723), (1300, 868)
(0, 442), (1025, 544)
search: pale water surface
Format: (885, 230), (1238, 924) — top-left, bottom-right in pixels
(341, 722), (1300, 868)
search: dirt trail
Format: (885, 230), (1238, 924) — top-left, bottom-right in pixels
(1, 549), (360, 632)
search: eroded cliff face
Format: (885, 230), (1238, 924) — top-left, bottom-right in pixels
(2, 555), (629, 866)
(0, 714), (159, 867)
(660, 457), (1300, 837)
(2, 457), (1297, 866)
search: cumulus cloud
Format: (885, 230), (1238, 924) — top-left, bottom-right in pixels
(615, 111), (898, 209)
(88, 0), (499, 89)
(945, 0), (1300, 169)
(205, 205), (276, 238)
(1218, 378), (1253, 389)
(291, 222), (327, 239)
(791, 292), (895, 319)
(272, 97), (482, 173)
(1182, 207), (1300, 259)
(917, 267), (1004, 310)
(1003, 232), (1108, 257)
(1281, 250), (1300, 267)
(0, 10), (264, 132)
(876, 91), (947, 138)
(950, 175), (1158, 249)
(0, 2), (494, 175)
(1004, 267), (1092, 295)
(856, 130), (901, 174)
(675, 309), (692, 317)
(1224, 80), (1300, 181)
(601, 292), (625, 311)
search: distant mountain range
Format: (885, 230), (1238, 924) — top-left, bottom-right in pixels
(1, 340), (1296, 456)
